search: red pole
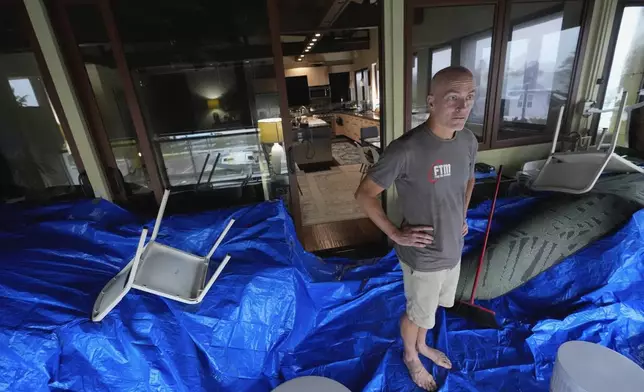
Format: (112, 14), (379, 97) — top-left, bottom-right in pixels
(469, 165), (503, 305)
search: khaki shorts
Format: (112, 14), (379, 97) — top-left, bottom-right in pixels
(400, 261), (461, 330)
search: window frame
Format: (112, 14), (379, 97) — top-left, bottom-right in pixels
(404, 0), (594, 151)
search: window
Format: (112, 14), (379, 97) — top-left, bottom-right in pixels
(461, 32), (492, 136)
(409, 4), (495, 139)
(407, 0), (588, 149)
(498, 2), (583, 141)
(431, 47), (452, 77)
(8, 78), (39, 107)
(596, 5), (644, 149)
(1, 4), (81, 203)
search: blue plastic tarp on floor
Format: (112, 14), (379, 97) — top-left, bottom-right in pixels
(0, 197), (642, 391)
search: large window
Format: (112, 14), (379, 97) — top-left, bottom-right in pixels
(1, 3), (82, 203)
(407, 0), (588, 149)
(596, 5), (644, 150)
(499, 2), (583, 142)
(431, 47), (452, 78)
(409, 4), (495, 140)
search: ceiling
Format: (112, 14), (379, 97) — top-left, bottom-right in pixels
(1, 0), (379, 69)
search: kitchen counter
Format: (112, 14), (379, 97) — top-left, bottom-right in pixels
(291, 119), (333, 168)
(332, 110), (380, 122)
(331, 112), (381, 149)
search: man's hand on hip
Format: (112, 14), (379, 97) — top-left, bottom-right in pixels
(462, 221), (468, 236)
(391, 226), (434, 248)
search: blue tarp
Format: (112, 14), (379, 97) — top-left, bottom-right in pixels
(0, 197), (642, 391)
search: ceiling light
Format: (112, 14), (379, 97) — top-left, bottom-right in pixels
(296, 58), (302, 62)
(304, 48), (310, 52)
(312, 38), (318, 42)
(315, 33), (321, 37)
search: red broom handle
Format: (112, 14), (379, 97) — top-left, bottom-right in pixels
(469, 165), (503, 305)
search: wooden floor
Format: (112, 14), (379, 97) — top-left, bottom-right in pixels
(299, 217), (384, 252)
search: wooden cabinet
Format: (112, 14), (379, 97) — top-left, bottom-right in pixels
(333, 115), (345, 137)
(333, 114), (380, 142)
(284, 67), (329, 87)
(307, 68), (329, 87)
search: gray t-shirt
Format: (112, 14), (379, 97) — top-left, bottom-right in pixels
(368, 123), (478, 272)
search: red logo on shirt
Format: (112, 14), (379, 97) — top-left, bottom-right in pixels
(429, 159), (451, 183)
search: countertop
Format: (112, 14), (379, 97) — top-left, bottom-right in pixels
(332, 110), (380, 122)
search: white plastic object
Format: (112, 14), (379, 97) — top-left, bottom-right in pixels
(272, 376), (351, 392)
(92, 189), (234, 322)
(550, 341), (644, 392)
(531, 91), (644, 194)
(92, 227), (148, 322)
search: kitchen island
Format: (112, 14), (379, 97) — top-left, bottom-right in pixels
(292, 117), (334, 170)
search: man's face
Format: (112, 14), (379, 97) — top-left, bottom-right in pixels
(427, 75), (476, 131)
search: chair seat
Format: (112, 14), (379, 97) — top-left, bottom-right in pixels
(133, 242), (208, 302)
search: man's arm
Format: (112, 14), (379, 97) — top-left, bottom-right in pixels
(355, 177), (400, 239)
(464, 177), (475, 218)
(355, 177), (433, 247)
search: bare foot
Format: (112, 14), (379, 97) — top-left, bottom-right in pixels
(404, 356), (437, 391)
(417, 344), (452, 370)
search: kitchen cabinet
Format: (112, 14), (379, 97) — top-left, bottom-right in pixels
(333, 114), (380, 143)
(285, 67), (329, 87)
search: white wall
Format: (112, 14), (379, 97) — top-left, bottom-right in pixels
(477, 143), (551, 174)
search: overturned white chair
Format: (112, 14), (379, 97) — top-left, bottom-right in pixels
(531, 91), (644, 194)
(92, 190), (234, 322)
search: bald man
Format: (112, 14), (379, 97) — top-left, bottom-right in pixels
(355, 66), (478, 390)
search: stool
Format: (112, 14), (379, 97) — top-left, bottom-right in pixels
(272, 376), (350, 392)
(551, 341), (644, 392)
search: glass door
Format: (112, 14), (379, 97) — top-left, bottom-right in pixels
(0, 2), (85, 204)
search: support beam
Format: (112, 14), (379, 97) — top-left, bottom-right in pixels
(382, 0), (405, 225)
(23, 0), (112, 201)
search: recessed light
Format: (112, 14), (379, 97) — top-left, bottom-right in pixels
(312, 38), (318, 42)
(296, 58), (302, 62)
(304, 48), (310, 52)
(315, 33), (321, 37)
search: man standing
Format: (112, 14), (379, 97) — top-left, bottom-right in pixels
(355, 66), (478, 390)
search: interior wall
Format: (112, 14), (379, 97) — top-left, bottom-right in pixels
(329, 64), (352, 74)
(186, 66), (240, 129)
(477, 143), (551, 173)
(352, 28), (379, 71)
